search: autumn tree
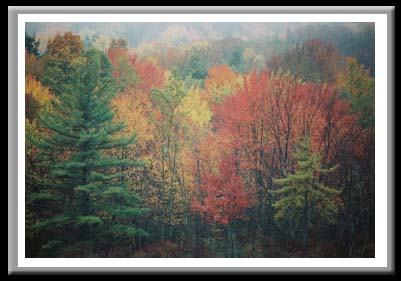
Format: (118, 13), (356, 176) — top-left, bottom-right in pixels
(105, 42), (171, 251)
(335, 57), (375, 257)
(135, 58), (166, 94)
(150, 72), (187, 241)
(204, 64), (241, 103)
(337, 57), (374, 128)
(267, 38), (343, 83)
(41, 32), (84, 96)
(25, 49), (44, 79)
(175, 86), (213, 252)
(242, 47), (265, 73)
(192, 154), (254, 257)
(193, 155), (253, 226)
(207, 70), (339, 254)
(285, 23), (375, 76)
(25, 75), (52, 122)
(110, 53), (165, 251)
(208, 38), (245, 69)
(24, 25), (376, 258)
(25, 74), (54, 256)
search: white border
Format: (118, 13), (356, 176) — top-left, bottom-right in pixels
(18, 13), (388, 268)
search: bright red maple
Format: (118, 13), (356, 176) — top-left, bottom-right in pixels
(192, 155), (254, 225)
(135, 58), (166, 94)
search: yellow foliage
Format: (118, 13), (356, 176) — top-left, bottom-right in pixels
(25, 74), (53, 121)
(144, 55), (159, 65)
(204, 64), (242, 103)
(25, 74), (51, 107)
(46, 32), (83, 60)
(337, 57), (374, 99)
(92, 35), (112, 52)
(112, 90), (154, 145)
(25, 50), (44, 77)
(178, 87), (211, 129)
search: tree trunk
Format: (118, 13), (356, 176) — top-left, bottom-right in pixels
(232, 228), (238, 258)
(161, 139), (166, 241)
(303, 190), (309, 249)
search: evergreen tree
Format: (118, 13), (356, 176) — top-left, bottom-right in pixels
(228, 47), (245, 73)
(25, 33), (40, 57)
(185, 47), (209, 80)
(30, 48), (148, 257)
(272, 135), (341, 246)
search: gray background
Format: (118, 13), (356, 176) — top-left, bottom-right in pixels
(8, 6), (394, 274)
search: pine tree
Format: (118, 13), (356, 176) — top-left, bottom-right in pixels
(30, 48), (148, 257)
(25, 33), (40, 57)
(272, 135), (341, 246)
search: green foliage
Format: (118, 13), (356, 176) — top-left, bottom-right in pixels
(228, 47), (245, 73)
(267, 39), (342, 83)
(111, 224), (149, 238)
(39, 240), (64, 257)
(151, 71), (187, 121)
(26, 192), (59, 203)
(286, 23), (375, 76)
(30, 45), (148, 257)
(102, 186), (142, 202)
(185, 47), (210, 80)
(107, 206), (150, 218)
(62, 241), (93, 257)
(112, 56), (140, 92)
(41, 32), (85, 96)
(25, 33), (40, 56)
(32, 215), (72, 234)
(25, 26), (375, 258)
(74, 216), (103, 227)
(273, 135), (341, 242)
(110, 38), (128, 49)
(337, 57), (375, 128)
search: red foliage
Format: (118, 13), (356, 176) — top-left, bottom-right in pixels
(197, 70), (354, 196)
(192, 155), (255, 225)
(212, 71), (269, 143)
(106, 47), (128, 64)
(107, 47), (165, 95)
(135, 59), (166, 94)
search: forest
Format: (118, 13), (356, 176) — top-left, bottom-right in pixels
(25, 23), (375, 258)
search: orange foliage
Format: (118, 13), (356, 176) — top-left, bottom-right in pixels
(25, 74), (52, 121)
(204, 64), (241, 103)
(135, 58), (166, 94)
(107, 47), (166, 95)
(46, 32), (83, 60)
(192, 155), (255, 225)
(205, 64), (238, 88)
(107, 47), (137, 65)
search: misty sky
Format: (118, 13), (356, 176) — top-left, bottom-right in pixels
(26, 22), (373, 48)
